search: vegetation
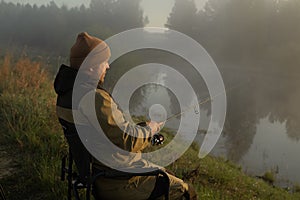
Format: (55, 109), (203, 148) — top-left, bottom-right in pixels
(167, 0), (300, 73)
(0, 54), (67, 199)
(1, 55), (300, 199)
(0, 0), (147, 56)
(294, 184), (300, 193)
(1, 0), (299, 74)
(262, 171), (276, 185)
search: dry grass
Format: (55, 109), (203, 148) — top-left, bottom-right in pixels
(0, 53), (66, 199)
(0, 53), (48, 93)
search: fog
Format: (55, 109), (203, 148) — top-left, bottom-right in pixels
(0, 0), (299, 185)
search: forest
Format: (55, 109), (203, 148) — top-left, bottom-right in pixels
(0, 0), (299, 74)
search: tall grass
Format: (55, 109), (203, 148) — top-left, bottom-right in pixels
(0, 54), (67, 199)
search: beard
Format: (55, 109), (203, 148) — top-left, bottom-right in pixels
(98, 73), (106, 86)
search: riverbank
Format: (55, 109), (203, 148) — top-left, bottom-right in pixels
(166, 138), (300, 199)
(1, 55), (300, 199)
(1, 131), (300, 200)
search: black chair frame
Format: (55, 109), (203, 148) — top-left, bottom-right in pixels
(61, 147), (170, 200)
(0, 184), (6, 200)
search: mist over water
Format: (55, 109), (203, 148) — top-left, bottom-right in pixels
(121, 59), (300, 186)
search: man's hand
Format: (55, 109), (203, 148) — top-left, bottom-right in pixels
(147, 121), (164, 136)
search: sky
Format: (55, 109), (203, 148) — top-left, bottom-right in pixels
(4, 0), (207, 27)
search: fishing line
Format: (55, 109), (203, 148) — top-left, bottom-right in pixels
(164, 79), (250, 123)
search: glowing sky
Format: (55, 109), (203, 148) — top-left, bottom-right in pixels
(4, 0), (207, 27)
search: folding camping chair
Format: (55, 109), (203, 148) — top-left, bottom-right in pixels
(59, 119), (170, 200)
(61, 147), (170, 200)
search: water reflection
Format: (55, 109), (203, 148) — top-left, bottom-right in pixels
(212, 67), (300, 185)
(239, 116), (300, 187)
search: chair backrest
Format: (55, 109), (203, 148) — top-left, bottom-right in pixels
(59, 118), (91, 183)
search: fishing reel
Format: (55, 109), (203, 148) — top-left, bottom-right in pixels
(151, 133), (164, 146)
(137, 121), (165, 146)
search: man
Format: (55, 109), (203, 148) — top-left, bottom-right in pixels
(54, 32), (197, 200)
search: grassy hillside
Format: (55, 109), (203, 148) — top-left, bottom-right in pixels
(0, 55), (299, 199)
(0, 54), (67, 199)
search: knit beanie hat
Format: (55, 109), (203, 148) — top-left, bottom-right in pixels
(70, 32), (111, 69)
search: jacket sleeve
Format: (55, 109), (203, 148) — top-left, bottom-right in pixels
(94, 89), (152, 152)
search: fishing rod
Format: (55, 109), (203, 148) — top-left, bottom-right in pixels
(149, 80), (249, 145)
(164, 80), (248, 123)
(135, 79), (249, 145)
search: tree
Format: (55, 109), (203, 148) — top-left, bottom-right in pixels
(0, 0), (148, 56)
(166, 0), (198, 39)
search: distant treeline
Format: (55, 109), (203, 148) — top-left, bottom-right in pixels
(0, 0), (147, 56)
(0, 0), (299, 73)
(167, 0), (300, 73)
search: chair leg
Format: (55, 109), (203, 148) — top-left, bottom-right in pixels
(0, 184), (6, 200)
(73, 181), (81, 200)
(67, 150), (73, 200)
(86, 182), (91, 200)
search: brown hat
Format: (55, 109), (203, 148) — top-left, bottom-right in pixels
(70, 32), (111, 69)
